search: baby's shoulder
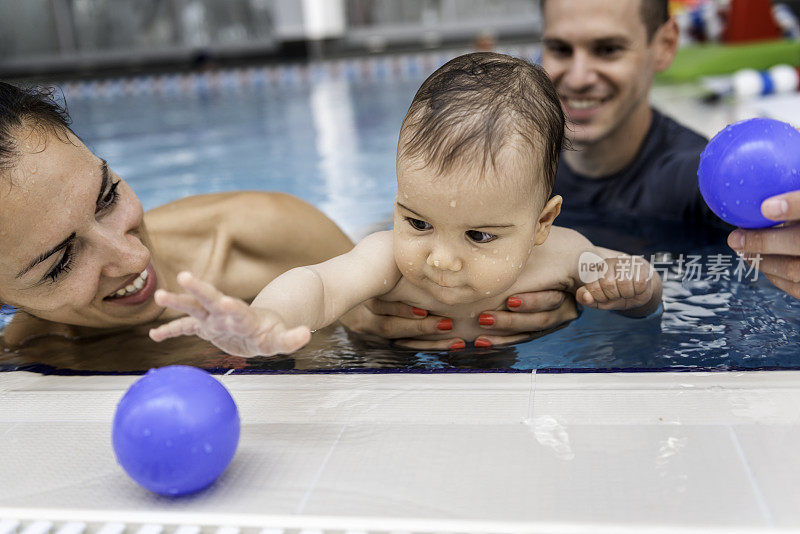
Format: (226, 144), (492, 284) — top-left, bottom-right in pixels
(354, 230), (394, 255)
(539, 226), (593, 258)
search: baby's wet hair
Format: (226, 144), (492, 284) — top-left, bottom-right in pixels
(0, 81), (73, 173)
(399, 52), (565, 197)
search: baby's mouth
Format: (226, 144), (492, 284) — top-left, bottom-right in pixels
(104, 268), (149, 300)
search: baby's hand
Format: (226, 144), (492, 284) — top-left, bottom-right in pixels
(148, 271), (311, 357)
(576, 255), (659, 315)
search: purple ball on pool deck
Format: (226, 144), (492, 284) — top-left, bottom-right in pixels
(112, 365), (240, 496)
(698, 117), (800, 229)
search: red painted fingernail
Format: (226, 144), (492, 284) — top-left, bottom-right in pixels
(507, 296), (522, 308)
(412, 307), (427, 317)
(478, 313), (495, 326)
(450, 340), (466, 350)
(475, 338), (492, 348)
(437, 318), (453, 331)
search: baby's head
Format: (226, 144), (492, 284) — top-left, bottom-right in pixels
(394, 52), (565, 304)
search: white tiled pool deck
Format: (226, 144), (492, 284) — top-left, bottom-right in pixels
(1, 370), (800, 532)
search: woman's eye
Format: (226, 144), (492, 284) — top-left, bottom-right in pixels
(466, 230), (497, 243)
(45, 245), (75, 283)
(406, 217), (432, 231)
(97, 180), (120, 213)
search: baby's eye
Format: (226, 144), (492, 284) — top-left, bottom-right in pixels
(466, 230), (497, 243)
(406, 217), (432, 231)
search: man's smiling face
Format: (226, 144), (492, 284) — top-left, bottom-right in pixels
(541, 0), (667, 147)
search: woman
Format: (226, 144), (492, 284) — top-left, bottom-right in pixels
(0, 81), (576, 360)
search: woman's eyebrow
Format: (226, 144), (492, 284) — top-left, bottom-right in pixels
(16, 159), (106, 280)
(95, 159), (109, 205)
(16, 233), (75, 279)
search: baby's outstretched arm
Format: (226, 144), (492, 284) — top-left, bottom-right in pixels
(149, 272), (312, 356)
(149, 231), (401, 356)
(576, 248), (662, 317)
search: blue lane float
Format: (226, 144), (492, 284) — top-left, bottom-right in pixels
(698, 117), (800, 228)
(112, 365), (240, 496)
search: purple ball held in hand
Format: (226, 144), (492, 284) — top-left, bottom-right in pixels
(698, 117), (800, 228)
(112, 365), (240, 496)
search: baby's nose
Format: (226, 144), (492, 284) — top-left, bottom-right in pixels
(427, 248), (462, 272)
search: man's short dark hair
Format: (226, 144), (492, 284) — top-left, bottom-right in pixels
(541, 0), (669, 41)
(399, 52), (565, 197)
(639, 0), (670, 40)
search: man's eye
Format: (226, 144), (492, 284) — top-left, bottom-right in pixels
(97, 180), (120, 213)
(596, 45), (622, 56)
(466, 230), (497, 243)
(545, 43), (571, 56)
(406, 217), (432, 231)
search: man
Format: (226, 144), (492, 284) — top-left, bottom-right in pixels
(540, 0), (724, 227)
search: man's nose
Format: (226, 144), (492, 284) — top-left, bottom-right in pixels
(95, 227), (149, 278)
(426, 243), (462, 272)
(562, 51), (598, 91)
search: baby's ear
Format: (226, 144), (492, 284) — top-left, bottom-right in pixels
(534, 195), (562, 245)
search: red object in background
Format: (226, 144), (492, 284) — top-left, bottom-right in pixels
(724, 0), (782, 42)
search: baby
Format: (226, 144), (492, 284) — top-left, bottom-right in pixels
(149, 52), (662, 355)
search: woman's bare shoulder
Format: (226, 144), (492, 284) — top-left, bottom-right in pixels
(145, 191), (291, 230)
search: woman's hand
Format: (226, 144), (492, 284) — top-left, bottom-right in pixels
(149, 272), (311, 357)
(467, 291), (578, 348)
(339, 300), (464, 350)
(340, 290), (578, 350)
(728, 192), (800, 299)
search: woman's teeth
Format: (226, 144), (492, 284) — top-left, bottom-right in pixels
(109, 269), (148, 298)
(567, 98), (603, 109)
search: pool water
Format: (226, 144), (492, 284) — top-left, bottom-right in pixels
(3, 72), (800, 373)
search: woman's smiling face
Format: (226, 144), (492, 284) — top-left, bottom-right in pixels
(0, 126), (165, 328)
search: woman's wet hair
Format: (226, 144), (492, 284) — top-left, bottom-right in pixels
(399, 52), (565, 197)
(0, 81), (72, 172)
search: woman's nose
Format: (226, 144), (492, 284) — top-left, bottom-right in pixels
(96, 228), (150, 278)
(426, 244), (462, 272)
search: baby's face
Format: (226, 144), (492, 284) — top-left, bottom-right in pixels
(394, 156), (543, 306)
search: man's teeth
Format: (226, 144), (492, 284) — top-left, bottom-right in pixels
(111, 269), (148, 298)
(567, 98), (603, 109)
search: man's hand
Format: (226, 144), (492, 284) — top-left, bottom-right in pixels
(149, 272), (311, 357)
(576, 256), (661, 317)
(729, 191), (800, 300)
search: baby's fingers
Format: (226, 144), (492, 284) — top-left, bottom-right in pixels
(616, 275), (636, 299)
(154, 289), (208, 320)
(598, 272), (622, 301)
(175, 271), (229, 313)
(149, 316), (201, 342)
(579, 282), (608, 306)
(632, 273), (652, 295)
